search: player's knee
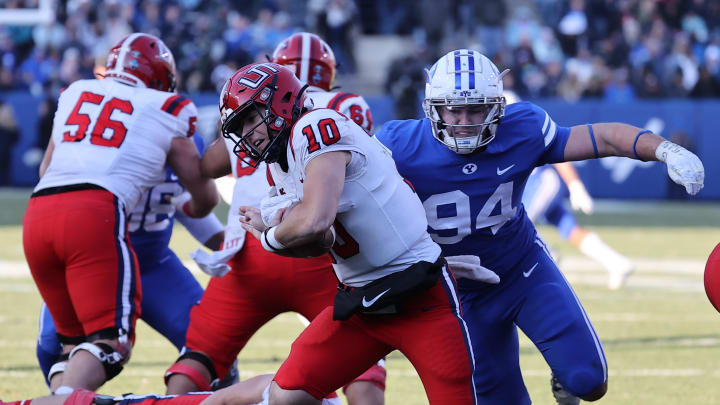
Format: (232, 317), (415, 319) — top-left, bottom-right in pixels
(269, 381), (320, 405)
(561, 368), (607, 400)
(69, 338), (131, 382)
(343, 363), (386, 405)
(164, 350), (218, 392)
(579, 380), (608, 402)
(343, 381), (384, 405)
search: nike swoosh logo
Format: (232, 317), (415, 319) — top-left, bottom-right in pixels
(362, 288), (391, 307)
(523, 262), (539, 278)
(497, 164), (516, 175)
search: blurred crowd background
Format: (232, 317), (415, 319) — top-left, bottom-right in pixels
(2, 0), (720, 98)
(1, 0), (719, 188)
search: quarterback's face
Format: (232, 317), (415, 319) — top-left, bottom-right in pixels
(439, 105), (491, 138)
(240, 108), (272, 154)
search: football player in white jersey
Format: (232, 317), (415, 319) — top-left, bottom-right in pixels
(23, 33), (218, 393)
(223, 63), (476, 404)
(165, 34), (385, 405)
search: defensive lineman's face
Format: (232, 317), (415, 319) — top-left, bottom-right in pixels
(438, 105), (491, 138)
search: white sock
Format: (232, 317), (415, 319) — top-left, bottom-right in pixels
(579, 232), (631, 273)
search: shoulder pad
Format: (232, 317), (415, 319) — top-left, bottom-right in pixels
(161, 94), (193, 116)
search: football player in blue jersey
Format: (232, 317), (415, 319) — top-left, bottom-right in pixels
(35, 134), (230, 392)
(376, 49), (705, 404)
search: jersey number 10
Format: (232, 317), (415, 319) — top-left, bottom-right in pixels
(63, 91), (134, 148)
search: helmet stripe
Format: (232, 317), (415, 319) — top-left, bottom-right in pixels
(468, 52), (475, 89)
(300, 32), (311, 84)
(115, 33), (144, 76)
(454, 50), (461, 90)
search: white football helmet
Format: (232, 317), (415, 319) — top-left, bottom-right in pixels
(423, 49), (508, 154)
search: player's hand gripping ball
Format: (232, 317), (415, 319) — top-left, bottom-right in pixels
(704, 242), (720, 313)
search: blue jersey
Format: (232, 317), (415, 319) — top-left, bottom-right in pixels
(377, 102), (570, 281)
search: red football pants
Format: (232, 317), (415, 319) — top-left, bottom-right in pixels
(185, 235), (339, 379)
(23, 189), (141, 341)
(274, 267), (476, 404)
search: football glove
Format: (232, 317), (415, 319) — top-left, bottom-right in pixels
(260, 193), (300, 227)
(568, 180), (594, 214)
(655, 141), (705, 195)
(190, 247), (237, 277)
(445, 255), (500, 284)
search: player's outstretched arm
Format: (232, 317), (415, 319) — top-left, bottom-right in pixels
(563, 123), (705, 195)
(168, 137), (219, 217)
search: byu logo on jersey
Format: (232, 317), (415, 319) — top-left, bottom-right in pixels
(462, 163), (477, 174)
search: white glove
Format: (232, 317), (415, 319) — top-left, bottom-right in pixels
(655, 141), (705, 195)
(189, 248), (234, 277)
(445, 255), (500, 284)
(568, 180), (594, 214)
(189, 224), (246, 278)
(260, 193), (300, 227)
(169, 191), (192, 215)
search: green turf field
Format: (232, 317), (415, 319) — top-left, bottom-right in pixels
(1, 188), (719, 404)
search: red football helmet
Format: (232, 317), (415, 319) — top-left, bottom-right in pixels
(219, 63), (308, 167)
(271, 32), (336, 91)
(105, 33), (176, 92)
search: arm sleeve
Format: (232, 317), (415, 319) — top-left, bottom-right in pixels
(176, 210), (224, 244)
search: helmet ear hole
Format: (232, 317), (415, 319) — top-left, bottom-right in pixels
(281, 91), (292, 103)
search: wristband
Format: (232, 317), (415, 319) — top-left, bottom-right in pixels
(633, 129), (653, 161)
(261, 226), (287, 252)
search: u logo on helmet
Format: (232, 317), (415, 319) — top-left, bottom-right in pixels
(238, 64), (279, 89)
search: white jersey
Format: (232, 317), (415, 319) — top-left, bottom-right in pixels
(268, 108), (441, 286)
(219, 87), (374, 251)
(36, 78), (197, 211)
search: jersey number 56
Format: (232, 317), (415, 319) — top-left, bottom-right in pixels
(62, 91), (134, 148)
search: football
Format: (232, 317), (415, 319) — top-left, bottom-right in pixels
(704, 242), (720, 313)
